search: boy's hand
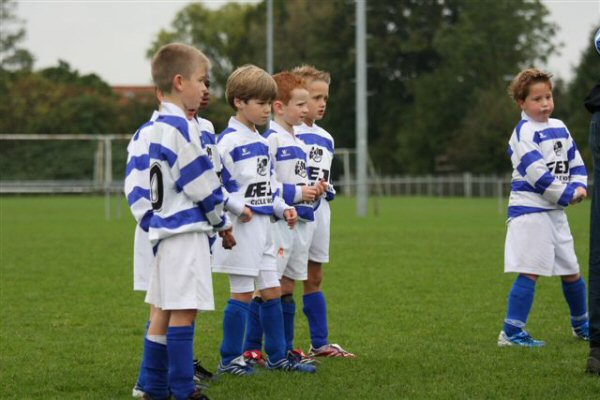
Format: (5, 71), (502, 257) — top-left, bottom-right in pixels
(283, 208), (298, 229)
(571, 187), (587, 205)
(315, 179), (328, 197)
(219, 228), (236, 249)
(239, 206), (253, 223)
(301, 185), (318, 202)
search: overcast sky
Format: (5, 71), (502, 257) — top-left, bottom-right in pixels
(14, 0), (600, 86)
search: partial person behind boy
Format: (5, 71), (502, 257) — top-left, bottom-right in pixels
(584, 74), (600, 373)
(138, 42), (232, 400)
(211, 64), (316, 375)
(292, 65), (355, 358)
(498, 68), (588, 348)
(242, 71), (326, 365)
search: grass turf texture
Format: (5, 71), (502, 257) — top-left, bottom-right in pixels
(1, 196), (598, 399)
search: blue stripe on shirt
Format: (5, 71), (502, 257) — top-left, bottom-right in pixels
(127, 186), (150, 206)
(200, 130), (216, 147)
(282, 183), (297, 205)
(508, 205), (550, 218)
(140, 210), (153, 232)
(250, 205), (274, 215)
(263, 129), (276, 138)
(276, 146), (306, 161)
(515, 120), (527, 141)
(149, 143), (178, 167)
(534, 171), (555, 193)
(511, 181), (538, 193)
(516, 150), (543, 177)
(536, 127), (569, 143)
(567, 143), (577, 161)
(557, 185), (575, 207)
(220, 165), (239, 193)
(570, 165), (587, 176)
(125, 154), (149, 177)
(176, 155), (214, 190)
(150, 207), (207, 230)
(198, 187), (225, 215)
(296, 133), (334, 154)
(133, 121), (154, 141)
(157, 115), (190, 142)
(230, 142), (270, 162)
(296, 204), (314, 221)
(217, 127), (236, 143)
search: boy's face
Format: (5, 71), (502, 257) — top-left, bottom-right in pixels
(280, 87), (309, 126)
(236, 98), (272, 128)
(198, 74), (211, 111)
(306, 80), (329, 122)
(179, 65), (208, 120)
(519, 81), (553, 123)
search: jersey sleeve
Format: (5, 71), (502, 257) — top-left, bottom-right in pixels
(124, 134), (152, 231)
(510, 125), (575, 207)
(565, 129), (587, 190)
(217, 138), (245, 216)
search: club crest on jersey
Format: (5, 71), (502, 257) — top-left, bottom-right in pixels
(206, 147), (213, 159)
(309, 147), (323, 162)
(257, 157), (268, 176)
(553, 141), (563, 156)
(295, 160), (307, 177)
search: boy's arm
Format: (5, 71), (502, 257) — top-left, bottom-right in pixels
(217, 143), (246, 217)
(175, 139), (230, 230)
(511, 128), (576, 207)
(566, 134), (587, 190)
(124, 139), (152, 231)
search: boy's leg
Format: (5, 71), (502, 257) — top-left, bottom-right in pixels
(167, 309), (197, 400)
(258, 285), (286, 363)
(243, 295), (264, 354)
(280, 276), (296, 352)
(303, 262), (328, 349)
(503, 274), (537, 336)
(142, 308), (170, 400)
(561, 273), (589, 339)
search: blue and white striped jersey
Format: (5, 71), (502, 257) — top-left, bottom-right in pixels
(147, 102), (229, 244)
(507, 112), (587, 219)
(217, 117), (290, 219)
(124, 110), (159, 231)
(295, 122), (336, 203)
(264, 120), (314, 221)
(195, 116), (221, 173)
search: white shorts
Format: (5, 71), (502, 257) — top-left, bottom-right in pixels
(228, 271), (281, 294)
(145, 232), (214, 311)
(504, 210), (580, 277)
(133, 225), (154, 292)
(273, 220), (314, 281)
(212, 214), (277, 277)
(308, 200), (331, 263)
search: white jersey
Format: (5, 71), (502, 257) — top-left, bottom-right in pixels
(295, 122), (336, 206)
(507, 112), (587, 219)
(147, 102), (229, 244)
(264, 120), (314, 221)
(195, 116), (222, 173)
(216, 117), (289, 219)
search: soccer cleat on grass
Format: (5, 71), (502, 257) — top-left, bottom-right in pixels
(497, 330), (545, 347)
(193, 359), (215, 385)
(132, 383), (145, 398)
(266, 356), (317, 373)
(216, 355), (255, 376)
(572, 322), (590, 341)
(187, 387), (210, 400)
(243, 350), (267, 367)
(586, 347), (600, 375)
(288, 348), (319, 365)
(309, 343), (356, 358)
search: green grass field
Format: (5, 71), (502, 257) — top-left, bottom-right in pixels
(1, 196), (599, 399)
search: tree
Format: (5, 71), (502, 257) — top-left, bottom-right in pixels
(0, 0), (34, 72)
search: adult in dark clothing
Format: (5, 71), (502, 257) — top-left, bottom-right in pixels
(584, 79), (600, 374)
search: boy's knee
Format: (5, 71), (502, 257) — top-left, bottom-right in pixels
(169, 309), (198, 327)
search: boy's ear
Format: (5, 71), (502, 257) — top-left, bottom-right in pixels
(233, 97), (244, 109)
(172, 74), (184, 92)
(273, 100), (284, 114)
(517, 99), (524, 109)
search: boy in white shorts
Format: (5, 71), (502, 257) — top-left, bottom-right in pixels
(498, 68), (589, 347)
(242, 72), (325, 363)
(212, 65), (316, 375)
(292, 65), (355, 358)
(138, 43), (231, 400)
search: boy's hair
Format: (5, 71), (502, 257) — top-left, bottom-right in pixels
(508, 68), (553, 102)
(151, 43), (210, 94)
(272, 71), (306, 104)
(225, 64), (277, 110)
(291, 65), (331, 85)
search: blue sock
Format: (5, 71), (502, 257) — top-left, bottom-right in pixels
(243, 297), (263, 352)
(167, 326), (195, 400)
(260, 298), (286, 363)
(281, 295), (296, 352)
(303, 291), (329, 349)
(503, 275), (536, 337)
(562, 277), (588, 328)
(220, 299), (249, 365)
(136, 320), (151, 390)
(142, 337), (169, 399)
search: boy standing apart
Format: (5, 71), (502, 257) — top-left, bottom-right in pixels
(212, 65), (316, 375)
(498, 68), (589, 347)
(292, 65), (355, 357)
(140, 43), (231, 400)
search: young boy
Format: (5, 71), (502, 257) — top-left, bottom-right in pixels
(139, 43), (231, 400)
(242, 71), (325, 363)
(292, 65), (355, 357)
(212, 65), (316, 375)
(498, 68), (589, 347)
